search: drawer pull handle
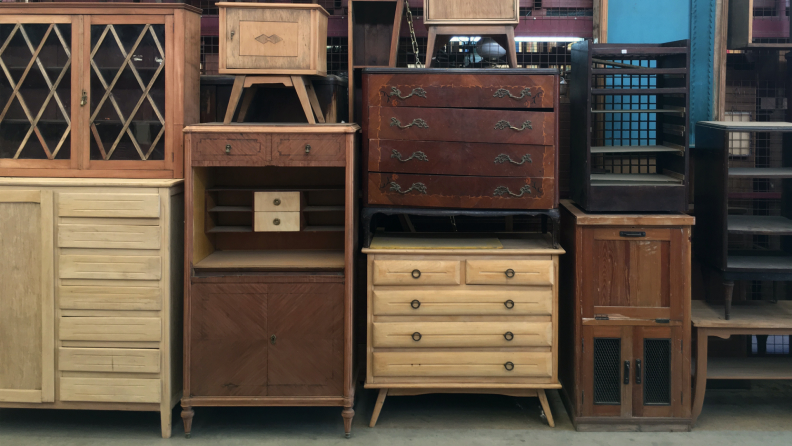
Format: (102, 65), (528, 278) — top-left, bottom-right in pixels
(270, 334), (276, 345)
(494, 87), (531, 100)
(620, 231), (646, 238)
(80, 91), (87, 107)
(495, 120), (532, 132)
(390, 117), (429, 129)
(636, 359), (642, 384)
(273, 199), (281, 206)
(273, 218), (281, 226)
(391, 149), (428, 163)
(230, 30), (235, 40)
(494, 154), (532, 165)
(505, 268), (516, 278)
(411, 269), (421, 279)
(225, 144), (231, 154)
(411, 299), (421, 309)
(305, 144), (311, 154)
(504, 361), (515, 371)
(390, 182), (427, 195)
(389, 87), (427, 100)
(504, 331), (514, 341)
(412, 332), (422, 342)
(504, 300), (515, 309)
(494, 185), (532, 198)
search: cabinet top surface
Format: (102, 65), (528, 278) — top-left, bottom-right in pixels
(0, 177), (183, 188)
(698, 121), (792, 132)
(362, 234), (564, 255)
(184, 124), (361, 134)
(362, 68), (559, 76)
(0, 2), (201, 14)
(217, 2), (330, 16)
(561, 200), (695, 226)
(692, 300), (792, 329)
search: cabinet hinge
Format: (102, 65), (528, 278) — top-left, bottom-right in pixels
(595, 314), (609, 320)
(655, 318), (670, 324)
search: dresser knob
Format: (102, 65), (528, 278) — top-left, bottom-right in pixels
(412, 332), (422, 342)
(225, 144), (231, 154)
(504, 361), (515, 371)
(270, 334), (276, 345)
(504, 331), (514, 341)
(410, 299), (421, 309)
(504, 300), (515, 309)
(273, 218), (281, 226)
(305, 144), (311, 153)
(505, 268), (515, 278)
(273, 198), (281, 206)
(411, 269), (421, 279)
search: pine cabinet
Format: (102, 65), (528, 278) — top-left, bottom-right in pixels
(0, 3), (200, 179)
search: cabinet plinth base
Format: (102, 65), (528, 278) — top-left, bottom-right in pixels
(570, 416), (692, 432)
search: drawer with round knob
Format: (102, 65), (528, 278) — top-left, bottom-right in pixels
(465, 259), (554, 286)
(372, 260), (461, 286)
(371, 288), (552, 316)
(372, 351), (552, 378)
(192, 134), (268, 164)
(272, 134), (345, 166)
(372, 322), (552, 348)
(253, 211), (304, 232)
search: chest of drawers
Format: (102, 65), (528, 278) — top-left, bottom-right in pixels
(362, 68), (559, 210)
(362, 235), (564, 427)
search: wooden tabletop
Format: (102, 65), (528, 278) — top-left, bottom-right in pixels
(692, 300), (792, 329)
(0, 177), (183, 188)
(362, 233), (565, 255)
(561, 200), (695, 226)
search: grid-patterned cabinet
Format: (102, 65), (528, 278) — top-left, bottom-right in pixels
(0, 178), (184, 438)
(0, 3), (200, 178)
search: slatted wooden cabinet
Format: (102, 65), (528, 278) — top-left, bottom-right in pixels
(0, 178), (184, 438)
(0, 3), (200, 178)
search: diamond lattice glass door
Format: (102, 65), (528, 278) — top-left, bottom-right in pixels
(0, 21), (72, 161)
(89, 23), (166, 162)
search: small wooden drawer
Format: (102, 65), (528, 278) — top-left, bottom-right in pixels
(372, 352), (552, 378)
(424, 0), (519, 25)
(372, 288), (553, 316)
(372, 322), (553, 348)
(466, 260), (554, 286)
(58, 283), (162, 311)
(254, 212), (304, 232)
(254, 191), (303, 212)
(272, 134), (345, 165)
(192, 134), (268, 163)
(59, 317), (162, 342)
(60, 377), (160, 403)
(59, 255), (162, 281)
(59, 193), (160, 219)
(59, 348), (161, 373)
(372, 260), (461, 286)
(58, 224), (161, 250)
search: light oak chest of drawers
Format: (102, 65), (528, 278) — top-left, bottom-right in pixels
(362, 235), (564, 427)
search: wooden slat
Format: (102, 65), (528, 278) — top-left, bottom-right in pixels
(60, 377), (160, 403)
(729, 168), (792, 178)
(590, 145), (683, 154)
(59, 348), (160, 373)
(58, 224), (161, 249)
(692, 301), (792, 329)
(727, 216), (792, 235)
(0, 389), (43, 403)
(590, 173), (684, 184)
(59, 281), (161, 311)
(193, 250), (344, 271)
(59, 255), (161, 280)
(707, 357), (792, 380)
(59, 317), (161, 342)
(58, 193), (160, 218)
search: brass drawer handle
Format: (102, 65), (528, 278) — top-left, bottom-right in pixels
(504, 361), (515, 371)
(273, 218), (281, 226)
(392, 149), (428, 163)
(270, 334), (276, 344)
(504, 300), (515, 309)
(505, 269), (516, 278)
(80, 91), (87, 107)
(390, 182), (427, 195)
(273, 199), (281, 206)
(225, 144), (231, 154)
(389, 87), (427, 100)
(495, 120), (532, 132)
(494, 185), (532, 198)
(412, 332), (422, 342)
(305, 144), (311, 154)
(230, 30), (235, 40)
(411, 299), (421, 309)
(411, 269), (421, 279)
(504, 332), (514, 341)
(390, 117), (429, 129)
(494, 154), (532, 165)
(493, 87), (531, 100)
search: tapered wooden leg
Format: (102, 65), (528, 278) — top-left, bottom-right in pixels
(292, 75), (317, 124)
(425, 28), (437, 68)
(691, 328), (709, 425)
(537, 389), (555, 427)
(236, 86), (258, 123)
(224, 75), (245, 124)
(723, 280), (734, 320)
(505, 27), (518, 68)
(160, 406), (172, 438)
(181, 406), (194, 438)
(305, 80), (326, 123)
(369, 388), (388, 427)
(342, 406), (355, 438)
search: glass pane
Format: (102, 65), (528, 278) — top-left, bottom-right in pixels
(0, 23), (72, 160)
(89, 24), (166, 161)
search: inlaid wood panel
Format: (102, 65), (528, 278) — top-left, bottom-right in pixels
(58, 348), (160, 373)
(372, 288), (553, 316)
(372, 321), (552, 348)
(59, 255), (162, 280)
(59, 317), (162, 342)
(466, 260), (554, 286)
(60, 377), (160, 403)
(372, 260), (461, 286)
(58, 224), (161, 250)
(59, 281), (162, 311)
(192, 135), (267, 163)
(58, 193), (160, 219)
(272, 134), (345, 164)
(372, 352), (552, 378)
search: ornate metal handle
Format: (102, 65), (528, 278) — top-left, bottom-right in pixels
(494, 154), (532, 165)
(390, 86), (427, 100)
(494, 185), (532, 198)
(412, 332), (422, 342)
(505, 269), (516, 278)
(270, 334), (276, 345)
(504, 362), (515, 371)
(495, 120), (533, 132)
(225, 144), (231, 154)
(504, 332), (514, 341)
(273, 218), (281, 226)
(391, 117), (429, 129)
(411, 269), (421, 279)
(273, 199), (281, 206)
(392, 149), (428, 163)
(390, 182), (427, 195)
(411, 299), (421, 309)
(80, 91), (87, 107)
(305, 144), (311, 154)
(493, 87), (531, 100)
(504, 300), (515, 309)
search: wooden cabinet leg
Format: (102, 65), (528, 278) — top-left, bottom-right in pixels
(342, 406), (355, 438)
(425, 28), (437, 68)
(723, 280), (734, 320)
(537, 389), (555, 427)
(369, 388), (388, 427)
(292, 75), (317, 124)
(305, 80), (326, 123)
(691, 328), (709, 425)
(224, 75), (246, 124)
(236, 86), (258, 123)
(505, 27), (518, 68)
(181, 406), (195, 438)
(160, 405), (172, 438)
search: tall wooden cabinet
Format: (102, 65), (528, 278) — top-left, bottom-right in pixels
(0, 178), (184, 438)
(559, 200), (694, 431)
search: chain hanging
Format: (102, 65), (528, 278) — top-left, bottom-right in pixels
(404, 0), (423, 67)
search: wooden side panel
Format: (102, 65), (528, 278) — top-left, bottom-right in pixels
(372, 352), (552, 378)
(372, 321), (552, 348)
(466, 260), (554, 286)
(58, 348), (160, 373)
(58, 317), (162, 342)
(58, 193), (160, 218)
(58, 224), (161, 249)
(372, 288), (553, 316)
(372, 260), (461, 285)
(60, 377), (160, 403)
(59, 281), (162, 311)
(59, 255), (162, 280)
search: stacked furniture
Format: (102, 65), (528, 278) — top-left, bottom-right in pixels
(559, 200), (694, 431)
(570, 40), (690, 213)
(0, 2), (200, 438)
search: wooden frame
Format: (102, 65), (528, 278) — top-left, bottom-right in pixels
(727, 0), (792, 49)
(423, 0), (519, 25)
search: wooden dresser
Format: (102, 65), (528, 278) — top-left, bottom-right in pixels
(362, 68), (559, 209)
(181, 124), (359, 438)
(362, 235), (564, 427)
(0, 178), (184, 438)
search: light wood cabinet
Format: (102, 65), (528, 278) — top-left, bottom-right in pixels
(0, 178), (184, 438)
(423, 0), (520, 25)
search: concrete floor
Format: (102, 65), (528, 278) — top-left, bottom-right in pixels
(1, 382), (790, 446)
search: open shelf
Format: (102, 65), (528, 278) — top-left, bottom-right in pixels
(591, 88), (687, 95)
(591, 108), (684, 114)
(194, 250), (345, 272)
(303, 206), (344, 212)
(728, 168), (792, 178)
(208, 206), (253, 213)
(591, 173), (684, 186)
(207, 226), (252, 233)
(304, 226), (344, 232)
(727, 254), (792, 272)
(207, 187), (344, 192)
(590, 144), (684, 154)
(591, 68), (687, 75)
(707, 357), (792, 380)
(727, 216), (792, 235)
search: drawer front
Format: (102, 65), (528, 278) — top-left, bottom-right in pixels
(59, 348), (160, 373)
(367, 73), (555, 109)
(59, 317), (162, 342)
(272, 134), (345, 165)
(60, 377), (160, 403)
(254, 211), (302, 232)
(372, 289), (553, 316)
(369, 140), (553, 178)
(192, 134), (267, 163)
(372, 352), (552, 378)
(369, 107), (555, 145)
(59, 193), (159, 219)
(368, 173), (555, 210)
(60, 255), (162, 280)
(58, 224), (161, 250)
(373, 322), (552, 348)
(466, 260), (554, 286)
(59, 283), (162, 311)
(425, 0), (519, 24)
(373, 260), (461, 286)
(254, 191), (302, 212)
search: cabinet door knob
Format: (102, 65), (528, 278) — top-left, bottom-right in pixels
(504, 299), (515, 309)
(273, 198), (281, 206)
(305, 144), (311, 153)
(270, 334), (276, 345)
(412, 332), (422, 342)
(230, 30), (235, 40)
(410, 299), (421, 309)
(80, 91), (87, 107)
(503, 331), (514, 341)
(225, 144), (231, 154)
(505, 268), (516, 278)
(411, 269), (421, 279)
(504, 361), (515, 371)
(273, 218), (281, 226)
(635, 359), (642, 384)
